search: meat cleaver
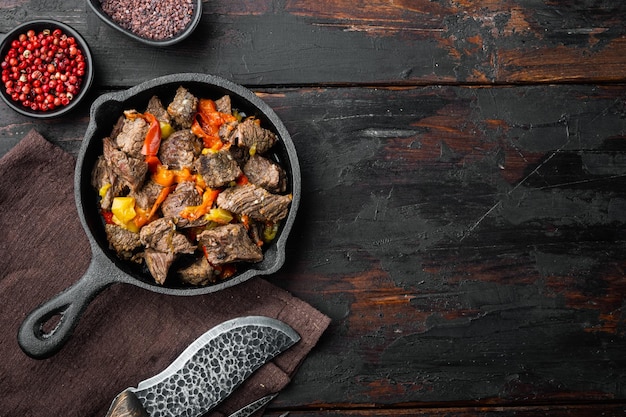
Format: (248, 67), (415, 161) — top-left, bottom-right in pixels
(104, 316), (300, 417)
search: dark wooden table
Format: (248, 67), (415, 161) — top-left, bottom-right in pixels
(2, 1), (626, 415)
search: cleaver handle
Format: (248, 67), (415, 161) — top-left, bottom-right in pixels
(104, 390), (149, 417)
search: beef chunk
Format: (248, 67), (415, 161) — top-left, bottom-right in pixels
(102, 137), (148, 192)
(115, 115), (148, 158)
(176, 256), (217, 286)
(158, 129), (202, 170)
(248, 218), (265, 246)
(197, 224), (263, 265)
(139, 218), (196, 284)
(227, 143), (249, 168)
(229, 118), (277, 154)
(129, 179), (164, 211)
(217, 184), (292, 222)
(195, 149), (242, 188)
(167, 86), (198, 129)
(219, 121), (238, 144)
(214, 95), (232, 114)
(110, 115), (126, 140)
(105, 224), (142, 262)
(139, 217), (196, 255)
(243, 155), (287, 193)
(144, 248), (175, 285)
(91, 156), (109, 190)
(145, 95), (171, 125)
(161, 181), (203, 226)
(91, 156), (122, 210)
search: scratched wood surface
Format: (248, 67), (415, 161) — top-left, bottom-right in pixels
(1, 0), (626, 86)
(2, 0), (626, 415)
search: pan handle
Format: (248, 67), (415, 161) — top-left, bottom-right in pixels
(17, 255), (118, 359)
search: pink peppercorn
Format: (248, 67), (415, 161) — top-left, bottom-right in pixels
(1, 27), (85, 112)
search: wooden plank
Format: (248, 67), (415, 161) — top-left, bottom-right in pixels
(264, 403), (626, 416)
(263, 403), (626, 416)
(2, 84), (624, 407)
(258, 84), (626, 407)
(3, 1), (626, 414)
(1, 1), (625, 86)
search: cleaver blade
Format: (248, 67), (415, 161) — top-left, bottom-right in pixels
(105, 316), (300, 417)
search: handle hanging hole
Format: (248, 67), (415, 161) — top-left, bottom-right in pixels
(41, 313), (63, 337)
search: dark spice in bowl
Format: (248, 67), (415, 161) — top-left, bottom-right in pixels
(100, 0), (195, 41)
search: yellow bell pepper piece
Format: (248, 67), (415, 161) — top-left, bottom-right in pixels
(205, 208), (233, 225)
(160, 121), (175, 139)
(99, 183), (112, 198)
(111, 197), (138, 232)
(263, 222), (279, 242)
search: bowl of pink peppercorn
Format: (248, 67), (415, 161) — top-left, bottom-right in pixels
(0, 20), (94, 118)
(87, 0), (202, 47)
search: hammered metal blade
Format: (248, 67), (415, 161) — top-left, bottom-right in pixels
(130, 316), (300, 417)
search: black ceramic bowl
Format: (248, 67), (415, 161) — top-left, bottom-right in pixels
(87, 0), (202, 47)
(0, 20), (94, 119)
(18, 73), (301, 359)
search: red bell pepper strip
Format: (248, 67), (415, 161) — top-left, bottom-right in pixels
(133, 112), (162, 173)
(133, 185), (174, 229)
(235, 173), (249, 185)
(141, 113), (161, 157)
(148, 185), (173, 219)
(180, 188), (221, 221)
(125, 110), (163, 173)
(191, 99), (237, 150)
(101, 209), (115, 225)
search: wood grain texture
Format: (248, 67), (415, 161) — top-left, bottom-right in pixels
(1, 0), (626, 415)
(2, 85), (625, 410)
(260, 85), (626, 407)
(2, 0), (625, 86)
(263, 403), (626, 416)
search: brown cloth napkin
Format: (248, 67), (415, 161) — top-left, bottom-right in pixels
(0, 130), (330, 417)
